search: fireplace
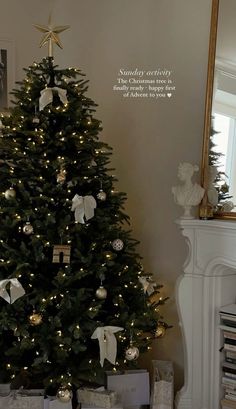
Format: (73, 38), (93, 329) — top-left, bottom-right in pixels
(175, 219), (236, 409)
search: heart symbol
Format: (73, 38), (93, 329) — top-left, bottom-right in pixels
(167, 93), (172, 98)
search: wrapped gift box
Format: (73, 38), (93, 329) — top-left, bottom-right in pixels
(150, 360), (174, 409)
(106, 370), (150, 407)
(0, 393), (44, 409)
(0, 383), (11, 396)
(77, 387), (118, 408)
(81, 403), (122, 409)
(44, 396), (72, 409)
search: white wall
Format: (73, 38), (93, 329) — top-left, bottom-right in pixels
(0, 0), (213, 391)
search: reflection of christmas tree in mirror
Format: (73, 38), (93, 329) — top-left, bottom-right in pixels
(0, 24), (170, 397)
(209, 117), (234, 212)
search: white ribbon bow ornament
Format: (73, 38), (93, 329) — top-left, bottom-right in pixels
(71, 194), (97, 224)
(91, 326), (124, 367)
(0, 278), (25, 304)
(39, 86), (68, 111)
(139, 276), (156, 296)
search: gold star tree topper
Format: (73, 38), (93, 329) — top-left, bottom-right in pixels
(34, 17), (69, 57)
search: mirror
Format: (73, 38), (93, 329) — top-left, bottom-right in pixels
(201, 0), (236, 218)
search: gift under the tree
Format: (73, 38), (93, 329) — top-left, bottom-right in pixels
(44, 396), (72, 409)
(0, 389), (44, 409)
(77, 387), (118, 408)
(106, 370), (150, 408)
(150, 360), (174, 409)
(80, 403), (123, 409)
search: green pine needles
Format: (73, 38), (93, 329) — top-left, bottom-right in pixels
(0, 58), (168, 393)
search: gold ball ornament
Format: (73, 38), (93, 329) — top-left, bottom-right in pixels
(125, 345), (139, 361)
(56, 386), (72, 403)
(29, 312), (43, 326)
(97, 189), (107, 201)
(155, 324), (166, 338)
(96, 286), (107, 299)
(57, 170), (66, 184)
(23, 222), (34, 235)
(4, 187), (16, 200)
(112, 239), (124, 251)
(104, 251), (114, 260)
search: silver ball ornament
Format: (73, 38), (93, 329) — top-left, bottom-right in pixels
(125, 345), (139, 361)
(32, 116), (40, 124)
(96, 286), (107, 300)
(23, 222), (34, 235)
(112, 239), (124, 251)
(97, 189), (107, 201)
(56, 386), (72, 403)
(29, 312), (43, 326)
(4, 187), (16, 200)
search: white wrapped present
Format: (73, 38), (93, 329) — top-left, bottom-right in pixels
(150, 360), (174, 409)
(81, 403), (122, 409)
(77, 387), (118, 408)
(44, 396), (72, 409)
(0, 383), (10, 395)
(0, 389), (44, 409)
(106, 370), (150, 407)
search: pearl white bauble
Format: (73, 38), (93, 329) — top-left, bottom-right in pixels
(125, 346), (139, 361)
(4, 188), (16, 200)
(97, 189), (107, 201)
(96, 286), (107, 300)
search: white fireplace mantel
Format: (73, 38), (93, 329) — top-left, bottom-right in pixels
(175, 219), (236, 409)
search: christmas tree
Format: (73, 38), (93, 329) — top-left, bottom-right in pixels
(209, 122), (232, 204)
(0, 24), (168, 398)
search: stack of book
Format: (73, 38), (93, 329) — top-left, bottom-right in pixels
(220, 304), (236, 409)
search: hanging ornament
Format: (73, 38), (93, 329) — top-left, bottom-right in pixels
(0, 278), (25, 304)
(96, 286), (107, 300)
(125, 345), (140, 361)
(155, 323), (166, 338)
(104, 251), (114, 260)
(97, 189), (106, 201)
(56, 385), (72, 403)
(96, 275), (107, 299)
(0, 119), (4, 135)
(138, 276), (156, 296)
(52, 245), (71, 264)
(29, 311), (43, 326)
(32, 116), (40, 124)
(71, 194), (97, 224)
(39, 86), (68, 111)
(32, 105), (40, 124)
(23, 221), (34, 235)
(112, 239), (124, 252)
(57, 168), (67, 184)
(4, 187), (16, 200)
(91, 326), (124, 367)
(97, 181), (106, 201)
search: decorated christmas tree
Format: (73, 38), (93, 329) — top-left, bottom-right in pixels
(0, 23), (168, 400)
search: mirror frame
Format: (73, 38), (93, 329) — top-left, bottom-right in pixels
(200, 0), (236, 219)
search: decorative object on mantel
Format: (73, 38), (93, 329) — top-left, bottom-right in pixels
(172, 162), (205, 219)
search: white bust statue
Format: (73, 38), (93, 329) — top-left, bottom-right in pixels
(172, 162), (205, 219)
